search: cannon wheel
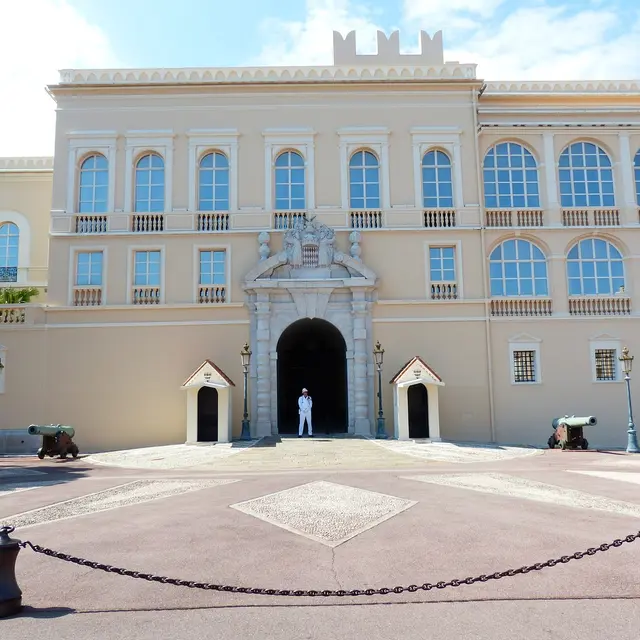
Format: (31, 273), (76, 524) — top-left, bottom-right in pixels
(560, 441), (568, 450)
(547, 435), (556, 449)
(581, 438), (589, 450)
(71, 445), (79, 458)
(37, 447), (45, 460)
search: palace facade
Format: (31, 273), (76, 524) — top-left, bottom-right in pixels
(1, 30), (639, 453)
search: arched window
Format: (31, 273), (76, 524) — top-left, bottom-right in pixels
(199, 152), (229, 211)
(134, 153), (165, 212)
(78, 154), (109, 213)
(0, 223), (19, 282)
(634, 150), (640, 205)
(558, 142), (614, 207)
(567, 238), (624, 296)
(483, 142), (540, 209)
(275, 151), (305, 210)
(349, 150), (380, 209)
(489, 239), (548, 297)
(422, 150), (453, 208)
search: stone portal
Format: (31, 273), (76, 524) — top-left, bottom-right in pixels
(244, 219), (377, 437)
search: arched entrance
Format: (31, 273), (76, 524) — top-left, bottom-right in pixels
(408, 383), (429, 439)
(277, 318), (348, 435)
(197, 387), (219, 441)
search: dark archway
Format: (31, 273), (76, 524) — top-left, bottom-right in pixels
(408, 384), (429, 439)
(277, 318), (348, 435)
(197, 387), (219, 441)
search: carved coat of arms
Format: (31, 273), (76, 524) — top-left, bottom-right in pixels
(284, 217), (335, 268)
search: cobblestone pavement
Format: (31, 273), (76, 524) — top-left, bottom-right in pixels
(83, 436), (541, 471)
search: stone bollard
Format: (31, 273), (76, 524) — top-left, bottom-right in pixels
(0, 526), (23, 618)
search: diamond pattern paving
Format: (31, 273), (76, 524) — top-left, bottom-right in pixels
(230, 480), (416, 547)
(404, 473), (640, 518)
(2, 479), (238, 529)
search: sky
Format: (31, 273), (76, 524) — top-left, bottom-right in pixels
(1, 0), (639, 157)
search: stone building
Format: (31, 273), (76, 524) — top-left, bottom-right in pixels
(0, 30), (639, 452)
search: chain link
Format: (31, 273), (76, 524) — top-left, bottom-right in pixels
(8, 528), (638, 598)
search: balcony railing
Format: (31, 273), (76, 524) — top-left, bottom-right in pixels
(75, 215), (108, 234)
(350, 210), (383, 229)
(197, 213), (230, 232)
(569, 296), (631, 316)
(273, 211), (307, 230)
(430, 282), (458, 300)
(485, 209), (544, 228)
(424, 209), (456, 228)
(73, 287), (103, 306)
(0, 305), (26, 324)
(132, 214), (165, 232)
(562, 208), (620, 227)
(132, 286), (161, 305)
(198, 285), (226, 304)
(490, 298), (553, 317)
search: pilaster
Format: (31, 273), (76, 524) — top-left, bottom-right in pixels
(254, 298), (272, 437)
(542, 132), (561, 226)
(351, 293), (372, 435)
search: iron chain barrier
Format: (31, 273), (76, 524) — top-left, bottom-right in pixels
(5, 526), (640, 598)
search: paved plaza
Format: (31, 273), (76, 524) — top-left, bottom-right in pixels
(1, 437), (640, 639)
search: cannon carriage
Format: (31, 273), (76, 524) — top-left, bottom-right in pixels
(27, 424), (79, 460)
(547, 415), (596, 450)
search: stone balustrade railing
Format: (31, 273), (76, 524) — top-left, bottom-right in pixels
(490, 298), (553, 317)
(569, 296), (631, 316)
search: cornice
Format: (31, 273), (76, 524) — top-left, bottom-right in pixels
(484, 80), (640, 94)
(0, 157), (53, 172)
(52, 63), (478, 88)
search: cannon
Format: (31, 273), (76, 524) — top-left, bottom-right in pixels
(27, 424), (79, 460)
(548, 415), (597, 450)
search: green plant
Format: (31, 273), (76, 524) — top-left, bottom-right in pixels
(0, 287), (40, 304)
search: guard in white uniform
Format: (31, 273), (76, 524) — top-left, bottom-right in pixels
(298, 388), (313, 437)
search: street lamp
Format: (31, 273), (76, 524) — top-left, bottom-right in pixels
(373, 340), (387, 439)
(619, 346), (639, 454)
(240, 343), (252, 441)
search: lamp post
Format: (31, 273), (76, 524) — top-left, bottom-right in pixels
(619, 346), (639, 454)
(373, 340), (387, 439)
(240, 343), (252, 441)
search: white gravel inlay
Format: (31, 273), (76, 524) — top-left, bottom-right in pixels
(1, 479), (238, 529)
(0, 481), (64, 498)
(0, 468), (47, 478)
(85, 442), (260, 469)
(404, 473), (640, 518)
(568, 470), (640, 485)
(230, 480), (416, 547)
(373, 440), (541, 463)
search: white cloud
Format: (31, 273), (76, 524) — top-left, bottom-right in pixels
(0, 0), (119, 157)
(253, 0), (386, 66)
(403, 0), (508, 28)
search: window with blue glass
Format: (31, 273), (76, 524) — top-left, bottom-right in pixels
(422, 150), (453, 208)
(274, 151), (305, 210)
(75, 251), (103, 286)
(483, 142), (540, 209)
(134, 153), (165, 212)
(78, 154), (109, 214)
(489, 239), (548, 296)
(634, 150), (640, 205)
(134, 250), (161, 286)
(199, 152), (229, 211)
(558, 142), (615, 207)
(567, 238), (624, 296)
(429, 246), (456, 281)
(200, 250), (226, 285)
(0, 223), (19, 283)
(349, 150), (380, 209)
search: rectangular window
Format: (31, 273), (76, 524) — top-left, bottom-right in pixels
(595, 348), (617, 381)
(513, 350), (536, 383)
(75, 251), (103, 286)
(429, 246), (456, 281)
(134, 250), (161, 286)
(199, 250), (226, 285)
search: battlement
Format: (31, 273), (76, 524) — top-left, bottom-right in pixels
(333, 30), (444, 66)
